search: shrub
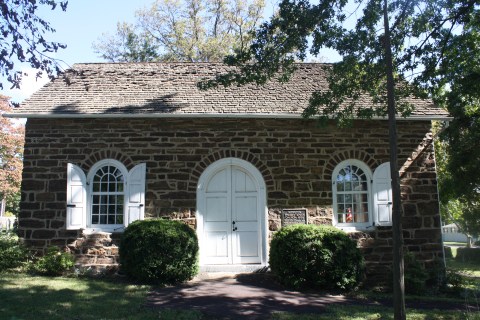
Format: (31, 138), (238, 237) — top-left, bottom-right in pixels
(403, 251), (429, 295)
(269, 224), (364, 290)
(456, 247), (480, 263)
(120, 219), (199, 285)
(32, 246), (75, 276)
(0, 231), (28, 271)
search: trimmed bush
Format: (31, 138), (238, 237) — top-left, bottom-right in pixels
(31, 246), (75, 276)
(120, 219), (199, 285)
(0, 231), (28, 271)
(455, 247), (480, 263)
(269, 224), (364, 290)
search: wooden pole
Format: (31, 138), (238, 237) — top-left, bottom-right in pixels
(383, 0), (406, 318)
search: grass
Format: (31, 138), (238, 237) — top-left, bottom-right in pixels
(1, 271), (480, 320)
(0, 272), (203, 320)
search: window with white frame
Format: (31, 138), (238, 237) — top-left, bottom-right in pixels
(332, 160), (393, 229)
(66, 159), (146, 232)
(333, 160), (372, 228)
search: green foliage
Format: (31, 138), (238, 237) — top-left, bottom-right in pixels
(455, 248), (480, 264)
(403, 252), (429, 295)
(120, 219), (199, 285)
(269, 224), (364, 290)
(5, 191), (21, 217)
(94, 0), (265, 62)
(31, 246), (75, 276)
(444, 269), (467, 294)
(92, 22), (159, 62)
(0, 231), (28, 271)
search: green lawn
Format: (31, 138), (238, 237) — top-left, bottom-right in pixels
(1, 271), (479, 320)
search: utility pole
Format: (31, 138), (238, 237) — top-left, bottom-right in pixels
(383, 0), (406, 318)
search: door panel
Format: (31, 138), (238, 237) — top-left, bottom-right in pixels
(205, 196), (228, 222)
(234, 195), (257, 221)
(205, 231), (229, 257)
(236, 231), (259, 256)
(202, 165), (262, 265)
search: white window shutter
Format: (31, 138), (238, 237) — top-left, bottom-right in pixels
(66, 163), (87, 230)
(125, 163), (146, 227)
(373, 162), (393, 226)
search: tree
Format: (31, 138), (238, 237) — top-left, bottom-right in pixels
(429, 7), (480, 243)
(0, 0), (68, 90)
(199, 0), (479, 318)
(93, 0), (265, 62)
(92, 22), (159, 62)
(0, 95), (24, 217)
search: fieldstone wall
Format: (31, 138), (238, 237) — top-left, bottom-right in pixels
(19, 118), (442, 283)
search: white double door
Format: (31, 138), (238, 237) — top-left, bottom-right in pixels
(201, 165), (262, 265)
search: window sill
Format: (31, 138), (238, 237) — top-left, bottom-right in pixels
(83, 226), (125, 234)
(335, 225), (375, 233)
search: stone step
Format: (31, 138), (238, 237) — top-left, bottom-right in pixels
(75, 254), (118, 265)
(75, 263), (120, 276)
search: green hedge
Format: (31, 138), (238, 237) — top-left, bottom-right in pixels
(120, 219), (199, 285)
(269, 224), (364, 290)
(0, 231), (28, 271)
(455, 247), (480, 263)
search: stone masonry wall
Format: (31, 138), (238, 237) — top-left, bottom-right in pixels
(19, 118), (442, 282)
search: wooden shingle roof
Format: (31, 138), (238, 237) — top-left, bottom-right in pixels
(8, 62), (450, 119)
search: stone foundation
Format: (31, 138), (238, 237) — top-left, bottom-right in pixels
(67, 232), (120, 275)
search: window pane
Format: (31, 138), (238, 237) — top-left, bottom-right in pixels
(108, 215), (115, 224)
(344, 181), (352, 191)
(93, 182), (100, 192)
(92, 215), (99, 224)
(361, 182), (368, 191)
(100, 215), (107, 224)
(345, 194), (352, 203)
(101, 182), (108, 192)
(337, 194), (344, 203)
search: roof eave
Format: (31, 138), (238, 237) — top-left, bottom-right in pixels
(3, 112), (453, 121)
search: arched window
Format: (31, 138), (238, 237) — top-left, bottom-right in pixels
(332, 160), (372, 229)
(90, 161), (126, 226)
(66, 159), (146, 232)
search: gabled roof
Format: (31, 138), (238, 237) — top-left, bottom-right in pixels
(7, 62), (450, 120)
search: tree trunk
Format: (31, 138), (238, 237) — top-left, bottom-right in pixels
(383, 0), (406, 319)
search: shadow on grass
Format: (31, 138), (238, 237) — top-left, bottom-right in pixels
(0, 272), (157, 320)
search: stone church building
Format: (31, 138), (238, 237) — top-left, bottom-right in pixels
(7, 63), (450, 282)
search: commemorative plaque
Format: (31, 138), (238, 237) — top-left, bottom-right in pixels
(281, 209), (307, 227)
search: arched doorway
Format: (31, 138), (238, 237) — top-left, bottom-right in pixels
(197, 158), (267, 266)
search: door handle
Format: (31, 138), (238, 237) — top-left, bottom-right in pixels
(66, 204), (76, 208)
(232, 221), (237, 231)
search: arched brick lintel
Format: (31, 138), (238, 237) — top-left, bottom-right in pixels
(324, 150), (380, 180)
(80, 150), (134, 171)
(188, 150), (274, 192)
